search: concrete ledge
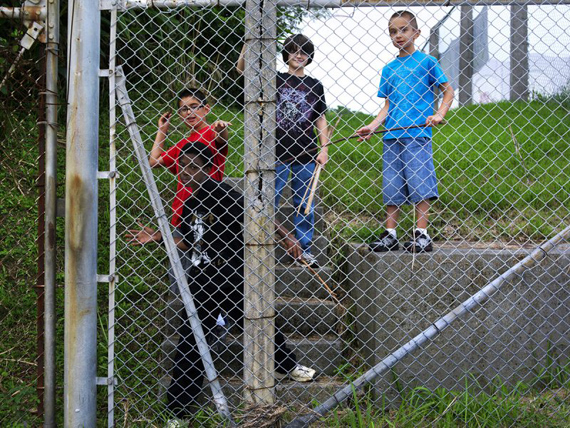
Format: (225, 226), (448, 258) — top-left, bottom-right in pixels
(158, 375), (345, 409)
(346, 243), (570, 404)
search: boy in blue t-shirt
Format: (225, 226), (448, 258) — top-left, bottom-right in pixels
(357, 10), (454, 253)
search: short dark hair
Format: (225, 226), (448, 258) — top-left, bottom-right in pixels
(178, 88), (208, 108)
(179, 141), (214, 170)
(390, 10), (419, 30)
(282, 34), (315, 65)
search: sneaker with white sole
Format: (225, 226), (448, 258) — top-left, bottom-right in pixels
(290, 365), (316, 382)
(166, 418), (188, 428)
(275, 364), (316, 382)
(297, 252), (319, 268)
(403, 230), (433, 253)
(369, 230), (399, 252)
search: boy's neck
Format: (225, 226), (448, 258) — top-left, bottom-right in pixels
(188, 121), (209, 133)
(287, 66), (305, 77)
(398, 46), (416, 58)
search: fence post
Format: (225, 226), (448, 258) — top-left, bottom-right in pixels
(510, 5), (529, 101)
(43, 0), (59, 424)
(64, 0), (100, 425)
(459, 5), (473, 106)
(243, 0), (277, 404)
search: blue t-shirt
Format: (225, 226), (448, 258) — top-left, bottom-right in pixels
(378, 50), (448, 140)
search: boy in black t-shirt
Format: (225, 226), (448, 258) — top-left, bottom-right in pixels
(237, 35), (330, 267)
(127, 142), (315, 418)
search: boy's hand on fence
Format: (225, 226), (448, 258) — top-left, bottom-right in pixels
(426, 113), (444, 127)
(125, 220), (161, 245)
(316, 150), (328, 167)
(212, 120), (232, 133)
(355, 125), (376, 141)
(282, 234), (303, 260)
(158, 112), (172, 136)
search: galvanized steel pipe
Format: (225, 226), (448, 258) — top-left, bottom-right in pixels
(64, 0), (100, 425)
(242, 0), (278, 404)
(43, 0), (59, 424)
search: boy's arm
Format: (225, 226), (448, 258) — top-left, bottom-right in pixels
(149, 112), (172, 168)
(211, 120), (232, 151)
(315, 115), (330, 166)
(275, 221), (302, 260)
(356, 99), (389, 141)
(236, 45), (245, 75)
(125, 221), (189, 250)
(426, 82), (454, 126)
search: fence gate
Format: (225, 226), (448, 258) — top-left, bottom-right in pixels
(102, 1), (570, 426)
(3, 0), (569, 425)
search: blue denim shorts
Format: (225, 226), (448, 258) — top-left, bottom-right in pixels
(382, 137), (439, 205)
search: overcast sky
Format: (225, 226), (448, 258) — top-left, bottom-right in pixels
(282, 6), (570, 114)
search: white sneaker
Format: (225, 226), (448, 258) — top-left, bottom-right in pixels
(289, 365), (316, 382)
(166, 418), (188, 428)
(297, 252), (319, 268)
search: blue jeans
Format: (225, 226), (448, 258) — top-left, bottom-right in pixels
(275, 162), (316, 253)
(382, 137), (439, 205)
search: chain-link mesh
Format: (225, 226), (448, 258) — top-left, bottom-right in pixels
(0, 19), (46, 425)
(109, 3), (569, 426)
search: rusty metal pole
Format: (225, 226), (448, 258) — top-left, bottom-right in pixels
(43, 0), (59, 424)
(64, 0), (100, 425)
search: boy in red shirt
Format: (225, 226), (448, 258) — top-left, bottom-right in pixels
(149, 88), (232, 227)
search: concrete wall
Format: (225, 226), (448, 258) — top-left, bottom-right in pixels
(346, 244), (570, 404)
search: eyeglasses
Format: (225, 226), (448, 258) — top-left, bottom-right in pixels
(178, 104), (204, 115)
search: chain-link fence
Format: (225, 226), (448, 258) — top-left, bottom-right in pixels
(0, 12), (47, 426)
(107, 2), (570, 426)
(2, 0), (570, 426)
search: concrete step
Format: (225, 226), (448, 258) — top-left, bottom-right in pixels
(157, 375), (345, 408)
(164, 295), (341, 338)
(276, 265), (336, 299)
(161, 334), (343, 376)
(275, 297), (341, 336)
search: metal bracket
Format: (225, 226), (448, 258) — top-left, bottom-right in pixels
(100, 0), (124, 10)
(99, 69), (111, 78)
(0, 21), (45, 95)
(97, 274), (118, 283)
(22, 0), (47, 43)
(97, 171), (118, 179)
(21, 21), (44, 49)
(96, 377), (118, 386)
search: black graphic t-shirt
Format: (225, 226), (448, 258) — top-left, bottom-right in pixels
(276, 72), (327, 164)
(180, 179), (244, 293)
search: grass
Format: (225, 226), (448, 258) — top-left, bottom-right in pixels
(311, 373), (570, 428)
(137, 372), (570, 427)
(321, 100), (570, 244)
(1, 95), (569, 425)
(129, 96), (570, 245)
